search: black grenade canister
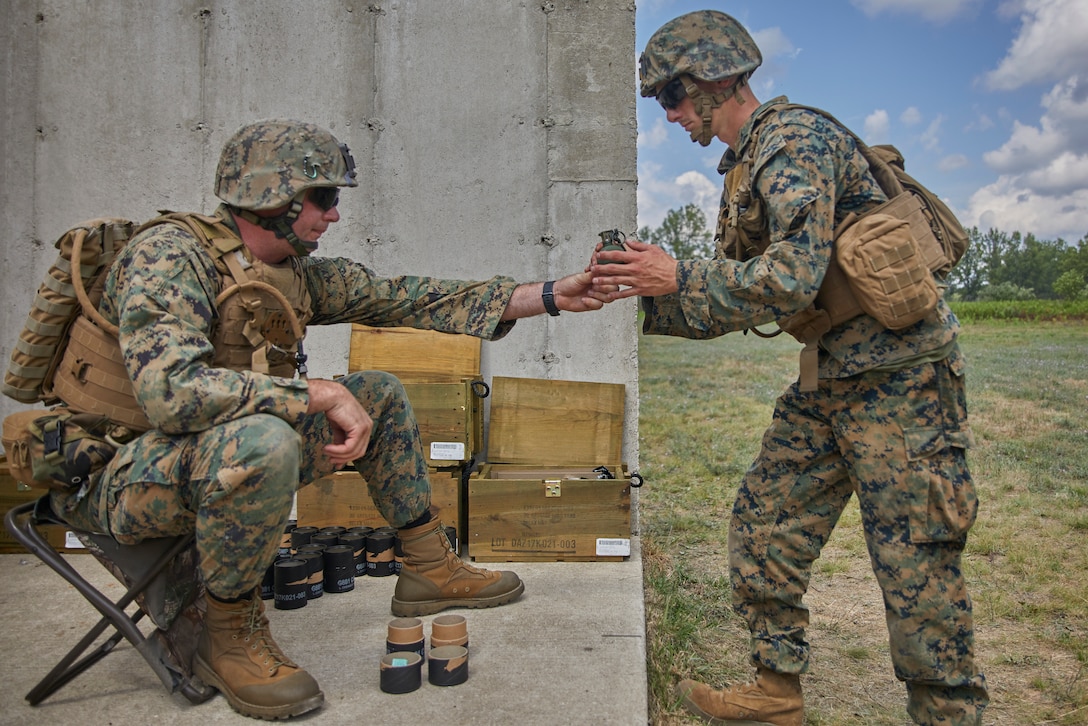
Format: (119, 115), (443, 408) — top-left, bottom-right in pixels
(262, 552), (291, 601)
(273, 558), (309, 610)
(366, 529), (396, 577)
(290, 525), (319, 552)
(323, 544), (356, 594)
(338, 532), (368, 579)
(279, 520), (297, 558)
(294, 550), (325, 599)
(310, 531), (341, 549)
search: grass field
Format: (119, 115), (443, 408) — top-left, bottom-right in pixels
(638, 321), (1088, 725)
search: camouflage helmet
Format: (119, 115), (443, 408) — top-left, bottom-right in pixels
(639, 10), (762, 98)
(215, 119), (358, 211)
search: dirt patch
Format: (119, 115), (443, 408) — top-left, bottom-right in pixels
(804, 546), (1086, 725)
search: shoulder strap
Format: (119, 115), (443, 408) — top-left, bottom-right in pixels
(138, 211), (242, 255)
(764, 103), (905, 200)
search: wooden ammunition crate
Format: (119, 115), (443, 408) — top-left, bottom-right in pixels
(403, 380), (486, 467)
(348, 324), (486, 466)
(296, 466), (466, 544)
(468, 377), (634, 562)
(348, 324), (481, 382)
(1, 456), (87, 554)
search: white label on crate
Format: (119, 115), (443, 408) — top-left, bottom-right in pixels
(64, 531), (86, 549)
(430, 441), (465, 460)
(596, 538), (630, 557)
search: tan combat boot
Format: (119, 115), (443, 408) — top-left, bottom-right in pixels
(193, 593), (324, 720)
(677, 668), (803, 726)
(391, 518), (524, 617)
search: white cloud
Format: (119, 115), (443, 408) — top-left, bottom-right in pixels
(964, 175), (1088, 240)
(939, 154), (970, 172)
(984, 77), (1087, 177)
(850, 0), (983, 24)
(985, 118), (1065, 174)
(748, 26), (796, 97)
(863, 110), (890, 142)
(986, 0), (1088, 91)
(919, 115), (945, 152)
(751, 27), (796, 63)
(637, 117), (670, 151)
(1021, 150), (1088, 195)
(972, 4), (1088, 241)
(901, 107), (922, 126)
(675, 170), (721, 220)
(636, 163), (720, 232)
(966, 110), (994, 133)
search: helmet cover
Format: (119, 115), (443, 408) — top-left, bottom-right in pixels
(639, 10), (762, 98)
(215, 119), (358, 211)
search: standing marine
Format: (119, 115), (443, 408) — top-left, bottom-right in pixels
(592, 10), (988, 726)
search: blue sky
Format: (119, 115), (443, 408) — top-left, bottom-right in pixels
(635, 0), (1088, 244)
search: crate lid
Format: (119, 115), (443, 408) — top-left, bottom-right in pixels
(487, 376), (624, 466)
(348, 324), (481, 382)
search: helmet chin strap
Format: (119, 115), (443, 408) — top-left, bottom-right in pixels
(235, 198), (316, 256)
(684, 74), (750, 147)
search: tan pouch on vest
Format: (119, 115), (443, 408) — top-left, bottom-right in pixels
(50, 316), (152, 431)
(836, 211), (939, 330)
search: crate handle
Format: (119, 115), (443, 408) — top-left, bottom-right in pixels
(629, 472), (644, 488)
(470, 380), (490, 399)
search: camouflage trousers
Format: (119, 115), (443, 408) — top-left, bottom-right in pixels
(729, 351), (989, 725)
(53, 370), (430, 599)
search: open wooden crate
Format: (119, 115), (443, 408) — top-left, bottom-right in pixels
(296, 466), (466, 545)
(468, 377), (637, 562)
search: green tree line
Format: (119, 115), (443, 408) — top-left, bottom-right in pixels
(639, 205), (1088, 301)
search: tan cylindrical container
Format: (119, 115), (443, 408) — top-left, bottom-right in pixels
(386, 617), (425, 658)
(429, 613), (468, 650)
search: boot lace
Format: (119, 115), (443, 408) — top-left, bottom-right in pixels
(238, 599), (293, 672)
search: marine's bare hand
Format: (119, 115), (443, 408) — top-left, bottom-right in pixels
(307, 378), (373, 466)
(590, 238), (680, 298)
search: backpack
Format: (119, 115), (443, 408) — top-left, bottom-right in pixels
(722, 102), (971, 391)
(854, 142), (968, 278)
(3, 218), (136, 407)
(792, 104), (969, 278)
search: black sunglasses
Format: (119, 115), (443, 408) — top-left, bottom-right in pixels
(657, 77), (688, 110)
(309, 187), (340, 211)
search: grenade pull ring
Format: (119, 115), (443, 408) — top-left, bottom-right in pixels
(597, 229), (627, 264)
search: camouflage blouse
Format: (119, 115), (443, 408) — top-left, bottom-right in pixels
(642, 97), (959, 379)
(99, 207), (519, 434)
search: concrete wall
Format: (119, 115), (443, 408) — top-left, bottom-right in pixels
(0, 1), (639, 463)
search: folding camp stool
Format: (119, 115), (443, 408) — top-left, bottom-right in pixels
(4, 495), (215, 706)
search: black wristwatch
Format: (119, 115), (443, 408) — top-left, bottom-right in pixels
(541, 280), (560, 316)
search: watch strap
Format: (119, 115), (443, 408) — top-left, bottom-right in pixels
(542, 280), (560, 316)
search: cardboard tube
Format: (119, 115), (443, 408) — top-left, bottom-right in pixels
(380, 651), (423, 694)
(427, 645), (468, 686)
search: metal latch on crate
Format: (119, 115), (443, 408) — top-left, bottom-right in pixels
(544, 479), (562, 497)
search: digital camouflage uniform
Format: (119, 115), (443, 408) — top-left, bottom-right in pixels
(54, 205), (519, 599)
(642, 98), (989, 724)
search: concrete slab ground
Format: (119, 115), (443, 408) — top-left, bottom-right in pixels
(0, 542), (647, 726)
